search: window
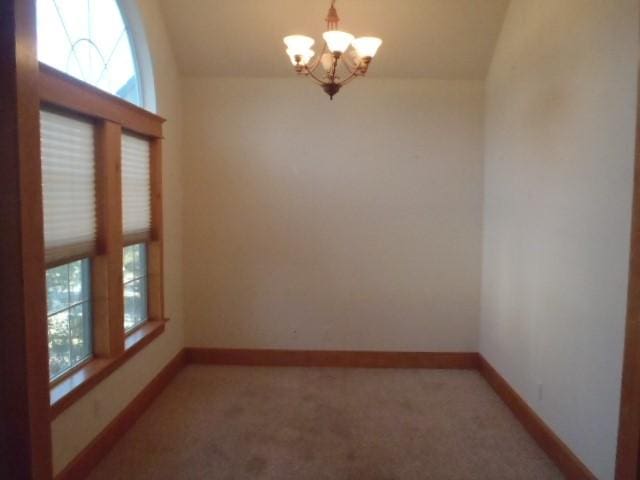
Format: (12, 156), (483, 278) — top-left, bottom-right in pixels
(35, 0), (164, 419)
(123, 243), (148, 331)
(36, 0), (142, 105)
(40, 73), (165, 414)
(41, 110), (96, 380)
(122, 133), (151, 332)
(46, 259), (92, 380)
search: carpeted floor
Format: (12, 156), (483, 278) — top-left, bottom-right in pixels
(87, 366), (562, 479)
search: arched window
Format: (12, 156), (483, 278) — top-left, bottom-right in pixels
(36, 0), (154, 110)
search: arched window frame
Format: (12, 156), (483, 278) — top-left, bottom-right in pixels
(117, 0), (157, 112)
(36, 0), (157, 113)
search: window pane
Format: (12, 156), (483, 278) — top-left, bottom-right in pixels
(123, 243), (147, 280)
(46, 258), (92, 380)
(123, 243), (148, 331)
(123, 244), (136, 283)
(124, 278), (147, 331)
(48, 310), (71, 379)
(69, 303), (91, 364)
(135, 242), (146, 278)
(68, 259), (90, 304)
(36, 0), (142, 106)
(46, 263), (69, 314)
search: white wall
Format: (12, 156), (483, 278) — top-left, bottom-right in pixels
(182, 78), (484, 352)
(50, 0), (184, 474)
(480, 1), (639, 478)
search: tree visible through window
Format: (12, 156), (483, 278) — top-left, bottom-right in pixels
(47, 259), (92, 380)
(36, 0), (142, 105)
(123, 243), (148, 331)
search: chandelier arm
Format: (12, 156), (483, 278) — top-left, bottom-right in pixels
(303, 42), (329, 86)
(306, 42), (328, 73)
(336, 69), (359, 87)
(340, 54), (358, 75)
(305, 66), (329, 86)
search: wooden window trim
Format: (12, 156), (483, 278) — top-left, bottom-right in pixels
(50, 319), (166, 420)
(38, 63), (164, 138)
(39, 63), (167, 419)
(49, 355), (94, 389)
(124, 316), (151, 337)
(123, 233), (151, 247)
(45, 251), (97, 270)
(1, 2), (53, 477)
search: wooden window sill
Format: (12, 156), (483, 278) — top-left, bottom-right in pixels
(50, 319), (166, 420)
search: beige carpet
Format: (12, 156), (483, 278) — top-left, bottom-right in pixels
(87, 366), (562, 479)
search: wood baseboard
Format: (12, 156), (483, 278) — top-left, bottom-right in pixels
(478, 355), (596, 480)
(186, 347), (481, 369)
(54, 349), (187, 480)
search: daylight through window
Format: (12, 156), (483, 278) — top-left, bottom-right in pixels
(123, 243), (148, 331)
(36, 0), (142, 105)
(46, 259), (92, 380)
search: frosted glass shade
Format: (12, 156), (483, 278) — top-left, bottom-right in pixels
(352, 37), (382, 58)
(283, 35), (314, 55)
(287, 48), (314, 66)
(322, 30), (354, 54)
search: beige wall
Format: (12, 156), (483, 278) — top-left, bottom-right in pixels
(480, 1), (639, 478)
(50, 1), (640, 477)
(50, 0), (184, 474)
(181, 78), (484, 352)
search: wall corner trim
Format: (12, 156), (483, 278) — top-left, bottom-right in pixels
(478, 355), (597, 480)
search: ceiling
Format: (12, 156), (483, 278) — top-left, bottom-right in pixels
(158, 0), (510, 79)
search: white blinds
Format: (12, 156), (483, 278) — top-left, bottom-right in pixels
(122, 133), (151, 240)
(41, 110), (96, 263)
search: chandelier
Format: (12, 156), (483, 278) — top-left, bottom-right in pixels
(283, 0), (382, 100)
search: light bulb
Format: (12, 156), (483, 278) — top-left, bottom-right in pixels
(321, 53), (334, 71)
(287, 48), (314, 66)
(352, 37), (382, 58)
(283, 35), (315, 56)
(322, 30), (354, 54)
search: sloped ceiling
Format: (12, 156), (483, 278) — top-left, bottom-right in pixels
(158, 0), (509, 79)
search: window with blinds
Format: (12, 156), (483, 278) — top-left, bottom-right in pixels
(35, 57), (164, 406)
(41, 109), (96, 380)
(41, 110), (96, 263)
(121, 133), (151, 242)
